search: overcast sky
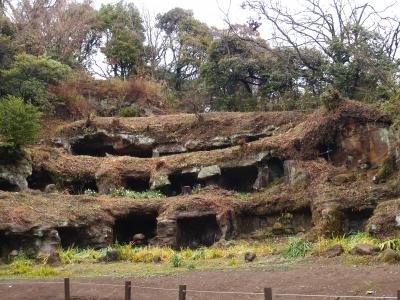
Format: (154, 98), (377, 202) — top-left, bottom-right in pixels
(92, 0), (400, 41)
(93, 0), (248, 27)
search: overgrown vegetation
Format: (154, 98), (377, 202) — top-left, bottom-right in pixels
(282, 237), (313, 258)
(2, 233), (400, 278)
(107, 187), (165, 199)
(56, 240), (274, 265)
(0, 254), (59, 277)
(312, 232), (379, 254)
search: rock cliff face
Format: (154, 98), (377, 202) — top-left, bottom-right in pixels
(55, 111), (305, 157)
(0, 148), (32, 192)
(0, 100), (399, 257)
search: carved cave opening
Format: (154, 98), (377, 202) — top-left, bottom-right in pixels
(343, 208), (374, 234)
(218, 165), (259, 192)
(122, 177), (150, 192)
(113, 211), (158, 244)
(166, 172), (200, 196)
(0, 231), (36, 258)
(176, 214), (222, 248)
(27, 168), (54, 191)
(71, 133), (153, 158)
(57, 226), (92, 249)
(235, 207), (313, 236)
(0, 178), (19, 192)
(65, 177), (98, 195)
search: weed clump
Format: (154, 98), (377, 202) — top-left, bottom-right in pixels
(120, 106), (140, 117)
(312, 232), (379, 254)
(170, 254), (183, 267)
(282, 237), (313, 258)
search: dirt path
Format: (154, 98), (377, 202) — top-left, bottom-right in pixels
(1, 260), (400, 300)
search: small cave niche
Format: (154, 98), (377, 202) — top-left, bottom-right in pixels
(122, 177), (150, 192)
(265, 157), (284, 180)
(0, 178), (19, 192)
(0, 231), (16, 257)
(71, 133), (153, 158)
(65, 177), (98, 195)
(176, 214), (222, 248)
(113, 211), (158, 244)
(27, 168), (54, 191)
(166, 172), (200, 196)
(235, 207), (313, 237)
(235, 213), (268, 235)
(0, 231), (35, 258)
(317, 143), (337, 162)
(218, 165), (259, 192)
(71, 133), (115, 157)
(343, 208), (374, 234)
(57, 226), (91, 249)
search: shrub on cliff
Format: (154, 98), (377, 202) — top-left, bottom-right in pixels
(0, 95), (42, 149)
(119, 106), (139, 117)
(0, 54), (73, 113)
(321, 86), (342, 111)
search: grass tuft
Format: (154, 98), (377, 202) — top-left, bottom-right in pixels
(312, 232), (379, 255)
(282, 237), (313, 258)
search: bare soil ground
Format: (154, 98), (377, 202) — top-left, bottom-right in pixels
(1, 258), (400, 300)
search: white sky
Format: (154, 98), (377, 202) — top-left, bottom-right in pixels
(92, 0), (400, 40)
(93, 0), (247, 28)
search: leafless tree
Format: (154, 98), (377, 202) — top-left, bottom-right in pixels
(241, 0), (400, 62)
(5, 0), (100, 66)
(141, 7), (167, 79)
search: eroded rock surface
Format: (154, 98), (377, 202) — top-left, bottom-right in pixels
(0, 152), (31, 192)
(1, 100), (400, 257)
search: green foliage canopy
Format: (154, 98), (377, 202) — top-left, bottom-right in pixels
(99, 1), (145, 78)
(157, 8), (211, 90)
(0, 54), (73, 112)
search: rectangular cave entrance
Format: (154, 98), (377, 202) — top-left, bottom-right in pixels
(166, 172), (200, 196)
(113, 211), (158, 245)
(0, 178), (19, 192)
(176, 213), (222, 248)
(235, 207), (313, 236)
(65, 177), (98, 195)
(317, 142), (338, 162)
(265, 157), (285, 181)
(27, 168), (54, 191)
(235, 214), (268, 235)
(57, 226), (91, 249)
(218, 165), (259, 192)
(0, 232), (20, 257)
(122, 177), (150, 192)
(343, 208), (374, 234)
(0, 231), (37, 258)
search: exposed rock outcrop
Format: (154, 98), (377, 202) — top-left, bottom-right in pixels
(0, 100), (400, 257)
(0, 155), (31, 192)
